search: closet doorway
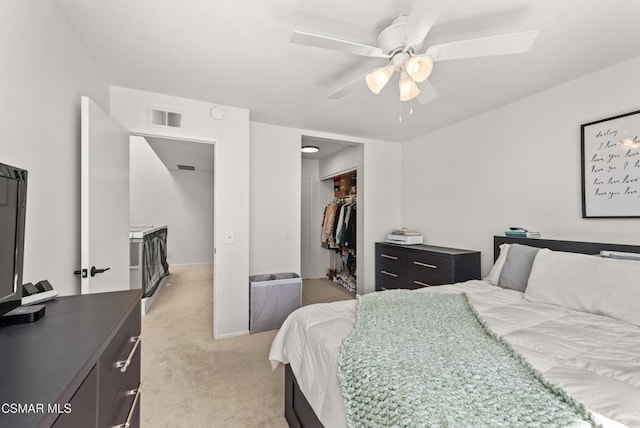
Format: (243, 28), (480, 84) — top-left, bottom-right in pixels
(301, 136), (363, 302)
(129, 134), (216, 314)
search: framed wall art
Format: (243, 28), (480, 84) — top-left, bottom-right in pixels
(581, 109), (640, 218)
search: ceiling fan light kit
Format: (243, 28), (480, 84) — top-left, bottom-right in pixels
(365, 64), (394, 94)
(405, 56), (433, 83)
(290, 0), (539, 112)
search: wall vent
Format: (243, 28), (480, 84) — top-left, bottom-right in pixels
(177, 164), (195, 171)
(150, 108), (183, 128)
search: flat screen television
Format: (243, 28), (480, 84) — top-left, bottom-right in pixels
(0, 162), (27, 317)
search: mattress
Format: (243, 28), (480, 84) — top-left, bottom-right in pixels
(268, 280), (640, 428)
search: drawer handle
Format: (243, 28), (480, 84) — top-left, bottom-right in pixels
(115, 336), (141, 373)
(414, 261), (437, 269)
(380, 254), (398, 260)
(380, 270), (398, 278)
(112, 384), (142, 428)
(414, 280), (430, 287)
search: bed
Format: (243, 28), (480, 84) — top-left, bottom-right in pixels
(269, 236), (640, 428)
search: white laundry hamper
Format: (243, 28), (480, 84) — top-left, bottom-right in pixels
(249, 273), (302, 333)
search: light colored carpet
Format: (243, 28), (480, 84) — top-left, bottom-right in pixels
(141, 266), (354, 427)
(302, 278), (355, 306)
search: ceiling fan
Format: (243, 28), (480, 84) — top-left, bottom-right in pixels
(290, 0), (539, 105)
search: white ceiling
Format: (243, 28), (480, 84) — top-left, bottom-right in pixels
(54, 0), (640, 142)
(144, 136), (214, 172)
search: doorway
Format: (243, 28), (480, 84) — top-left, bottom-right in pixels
(129, 134), (216, 313)
(300, 135), (363, 301)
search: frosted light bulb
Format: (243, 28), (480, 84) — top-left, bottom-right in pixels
(365, 64), (394, 94)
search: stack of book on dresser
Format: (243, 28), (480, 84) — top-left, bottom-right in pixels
(386, 229), (424, 245)
(504, 227), (541, 238)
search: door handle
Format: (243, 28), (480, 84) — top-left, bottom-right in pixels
(90, 266), (111, 277)
(73, 269), (88, 278)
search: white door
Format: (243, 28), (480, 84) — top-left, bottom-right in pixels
(80, 96), (130, 294)
(301, 177), (312, 278)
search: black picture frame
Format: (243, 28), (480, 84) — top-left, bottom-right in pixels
(580, 109), (640, 218)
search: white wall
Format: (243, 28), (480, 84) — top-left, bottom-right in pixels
(110, 87), (250, 339)
(361, 141), (402, 293)
(402, 56), (640, 276)
(0, 2), (109, 296)
(129, 136), (214, 265)
(319, 145), (362, 179)
(249, 123), (301, 275)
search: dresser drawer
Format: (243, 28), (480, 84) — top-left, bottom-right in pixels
(408, 253), (451, 287)
(376, 269), (405, 290)
(98, 301), (141, 426)
(376, 246), (407, 265)
(104, 345), (141, 428)
(375, 242), (480, 291)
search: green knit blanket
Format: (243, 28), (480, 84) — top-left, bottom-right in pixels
(337, 291), (595, 428)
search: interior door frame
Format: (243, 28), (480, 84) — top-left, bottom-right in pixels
(129, 130), (218, 316)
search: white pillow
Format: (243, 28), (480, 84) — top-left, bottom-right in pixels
(525, 248), (640, 326)
(484, 244), (510, 286)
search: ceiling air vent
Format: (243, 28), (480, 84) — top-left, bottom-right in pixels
(150, 108), (183, 128)
(177, 165), (195, 171)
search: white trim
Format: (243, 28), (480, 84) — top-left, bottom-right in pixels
(212, 142), (221, 339)
(80, 97), (90, 295)
(320, 166), (357, 181)
(214, 330), (250, 340)
(129, 128), (216, 144)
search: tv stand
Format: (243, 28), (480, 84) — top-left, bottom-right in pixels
(0, 290), (141, 428)
(0, 304), (45, 325)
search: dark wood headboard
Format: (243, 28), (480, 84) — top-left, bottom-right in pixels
(493, 235), (640, 261)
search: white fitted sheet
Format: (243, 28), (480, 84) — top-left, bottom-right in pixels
(268, 280), (640, 428)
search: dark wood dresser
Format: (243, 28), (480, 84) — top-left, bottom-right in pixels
(0, 290), (141, 428)
(375, 242), (481, 291)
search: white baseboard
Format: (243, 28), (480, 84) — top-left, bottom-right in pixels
(169, 262), (213, 267)
(141, 275), (169, 316)
(214, 330), (249, 340)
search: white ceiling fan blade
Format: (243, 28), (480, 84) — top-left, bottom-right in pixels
(291, 31), (390, 58)
(327, 71), (371, 100)
(402, 0), (446, 49)
(416, 80), (439, 105)
(424, 30), (540, 62)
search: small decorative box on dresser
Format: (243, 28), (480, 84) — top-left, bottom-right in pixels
(375, 242), (481, 291)
(0, 290), (141, 428)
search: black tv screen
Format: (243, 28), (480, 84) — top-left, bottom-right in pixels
(0, 162), (27, 317)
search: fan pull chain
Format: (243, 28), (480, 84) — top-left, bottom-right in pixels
(398, 97), (402, 123)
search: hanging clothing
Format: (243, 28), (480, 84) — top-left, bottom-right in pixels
(344, 204), (356, 249)
(321, 203), (339, 243)
(321, 198), (357, 294)
(334, 204), (346, 244)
